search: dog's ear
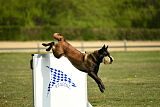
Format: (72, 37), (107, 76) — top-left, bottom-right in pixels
(102, 45), (106, 50)
(106, 45), (108, 50)
(99, 45), (106, 54)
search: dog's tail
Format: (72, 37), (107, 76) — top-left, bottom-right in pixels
(53, 33), (65, 42)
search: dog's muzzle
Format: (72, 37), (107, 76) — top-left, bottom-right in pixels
(103, 56), (114, 64)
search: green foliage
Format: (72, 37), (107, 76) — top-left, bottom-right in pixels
(0, 0), (160, 40)
(0, 0), (160, 28)
(0, 26), (21, 40)
(0, 26), (160, 41)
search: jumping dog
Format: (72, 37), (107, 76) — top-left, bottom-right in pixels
(42, 33), (113, 93)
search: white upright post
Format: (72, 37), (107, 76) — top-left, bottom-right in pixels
(32, 53), (92, 107)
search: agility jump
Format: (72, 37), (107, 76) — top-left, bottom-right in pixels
(42, 33), (114, 93)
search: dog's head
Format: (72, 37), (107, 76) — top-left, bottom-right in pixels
(98, 45), (114, 64)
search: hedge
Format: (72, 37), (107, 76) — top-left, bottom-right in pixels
(0, 26), (160, 41)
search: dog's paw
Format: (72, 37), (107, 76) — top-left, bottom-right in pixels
(102, 84), (105, 90)
(46, 47), (51, 51)
(98, 84), (105, 93)
(42, 43), (49, 47)
(51, 42), (55, 45)
(99, 85), (105, 93)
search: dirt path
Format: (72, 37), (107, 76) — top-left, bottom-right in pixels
(0, 41), (160, 52)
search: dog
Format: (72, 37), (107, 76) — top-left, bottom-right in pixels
(42, 33), (113, 93)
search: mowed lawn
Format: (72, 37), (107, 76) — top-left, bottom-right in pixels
(0, 51), (160, 107)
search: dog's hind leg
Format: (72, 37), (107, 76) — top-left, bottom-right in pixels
(46, 42), (53, 51)
(88, 72), (105, 93)
(42, 42), (54, 51)
(42, 43), (50, 47)
(51, 46), (64, 59)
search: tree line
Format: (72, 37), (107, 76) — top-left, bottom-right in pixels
(0, 0), (160, 40)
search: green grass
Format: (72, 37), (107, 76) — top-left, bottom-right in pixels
(0, 53), (33, 107)
(0, 51), (160, 107)
(88, 51), (160, 107)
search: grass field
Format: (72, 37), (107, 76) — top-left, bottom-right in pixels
(0, 51), (160, 107)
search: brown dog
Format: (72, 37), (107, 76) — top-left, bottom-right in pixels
(42, 33), (113, 93)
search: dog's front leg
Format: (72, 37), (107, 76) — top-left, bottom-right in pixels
(88, 72), (105, 93)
